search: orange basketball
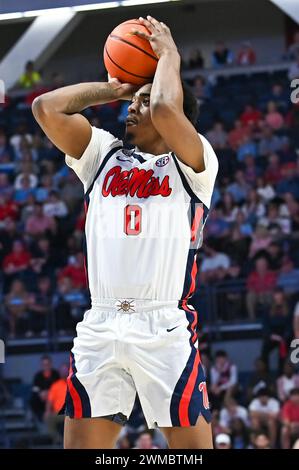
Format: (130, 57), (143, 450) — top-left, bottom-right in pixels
(103, 19), (158, 86)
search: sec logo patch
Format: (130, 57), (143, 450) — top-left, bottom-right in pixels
(156, 155), (170, 167)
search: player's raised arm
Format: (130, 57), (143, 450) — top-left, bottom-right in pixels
(132, 16), (205, 173)
(31, 80), (137, 159)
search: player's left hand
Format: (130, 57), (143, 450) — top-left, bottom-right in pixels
(132, 16), (178, 59)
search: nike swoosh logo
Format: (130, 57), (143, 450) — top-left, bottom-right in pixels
(166, 326), (180, 332)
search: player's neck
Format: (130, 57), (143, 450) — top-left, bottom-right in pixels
(137, 139), (170, 156)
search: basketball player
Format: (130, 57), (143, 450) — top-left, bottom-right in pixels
(32, 16), (218, 449)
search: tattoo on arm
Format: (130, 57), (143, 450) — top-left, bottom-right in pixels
(64, 85), (116, 114)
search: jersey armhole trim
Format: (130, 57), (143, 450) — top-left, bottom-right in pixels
(172, 152), (207, 208)
(85, 145), (122, 197)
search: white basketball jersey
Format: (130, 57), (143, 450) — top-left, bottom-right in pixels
(65, 126), (218, 304)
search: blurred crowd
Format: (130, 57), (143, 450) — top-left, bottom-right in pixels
(182, 30), (299, 72)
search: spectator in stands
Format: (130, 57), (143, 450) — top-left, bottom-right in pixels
(247, 358), (275, 402)
(2, 239), (31, 277)
(265, 101), (284, 130)
(236, 41), (256, 66)
(200, 240), (231, 283)
(258, 125), (287, 156)
(134, 431), (159, 449)
(30, 236), (58, 278)
(211, 41), (233, 67)
(249, 387), (280, 448)
(224, 225), (250, 268)
(226, 170), (250, 203)
(35, 175), (55, 203)
(210, 350), (238, 409)
(5, 279), (33, 337)
(188, 48), (204, 69)
(18, 61), (41, 89)
(13, 174), (36, 204)
(253, 432), (271, 449)
(204, 205), (230, 239)
(240, 104), (262, 127)
(230, 418), (250, 449)
(242, 189), (265, 227)
(214, 432), (232, 449)
(58, 252), (86, 289)
(9, 122), (33, 157)
(264, 83), (289, 112)
(44, 363), (68, 444)
(59, 170), (83, 211)
(116, 433), (132, 450)
(192, 75), (211, 103)
(30, 355), (59, 422)
(221, 192), (239, 223)
(256, 176), (275, 203)
(277, 257), (299, 297)
(29, 276), (53, 336)
(237, 136), (257, 163)
(219, 398), (249, 432)
(248, 226), (272, 259)
(14, 168), (38, 191)
(43, 190), (68, 218)
(25, 202), (56, 237)
(206, 122), (228, 149)
(281, 388), (299, 449)
(246, 255), (277, 319)
(259, 201), (291, 235)
(261, 288), (292, 372)
(277, 361), (299, 403)
(0, 194), (18, 224)
(227, 119), (250, 151)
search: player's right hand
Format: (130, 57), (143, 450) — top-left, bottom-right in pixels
(108, 75), (138, 101)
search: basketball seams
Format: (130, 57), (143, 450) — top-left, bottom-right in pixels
(104, 46), (153, 80)
(109, 34), (158, 62)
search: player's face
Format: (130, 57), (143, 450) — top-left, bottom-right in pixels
(125, 83), (160, 148)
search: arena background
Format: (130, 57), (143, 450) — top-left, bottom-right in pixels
(0, 0), (299, 450)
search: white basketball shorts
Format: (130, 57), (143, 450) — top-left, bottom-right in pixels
(63, 299), (211, 429)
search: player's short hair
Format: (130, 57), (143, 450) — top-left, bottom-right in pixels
(182, 80), (199, 126)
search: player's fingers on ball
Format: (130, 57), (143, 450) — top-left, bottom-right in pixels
(138, 16), (154, 32)
(147, 15), (163, 31)
(131, 29), (150, 40)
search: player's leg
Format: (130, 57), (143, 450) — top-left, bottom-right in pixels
(64, 416), (122, 449)
(128, 306), (213, 449)
(63, 309), (136, 448)
(160, 415), (213, 449)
